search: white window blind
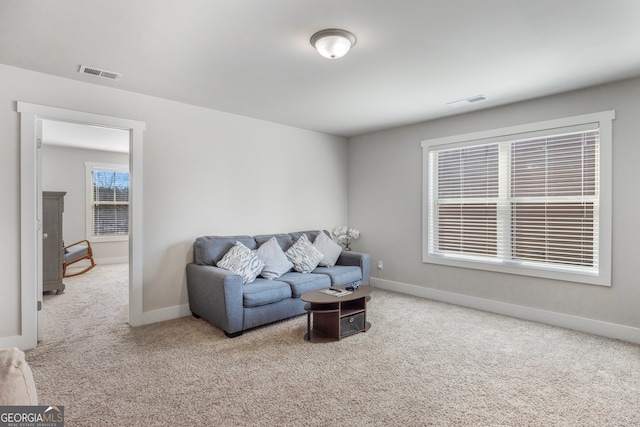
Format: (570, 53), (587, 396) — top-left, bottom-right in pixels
(435, 143), (500, 257)
(422, 111), (613, 286)
(510, 131), (597, 268)
(86, 163), (129, 240)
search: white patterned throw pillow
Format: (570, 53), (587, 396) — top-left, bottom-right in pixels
(314, 230), (343, 268)
(285, 234), (324, 273)
(217, 241), (265, 285)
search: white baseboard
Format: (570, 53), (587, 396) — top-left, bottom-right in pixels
(137, 279), (640, 344)
(371, 278), (640, 345)
(68, 257), (128, 266)
(142, 303), (191, 325)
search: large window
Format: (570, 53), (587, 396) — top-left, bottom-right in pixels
(422, 111), (614, 286)
(86, 162), (129, 242)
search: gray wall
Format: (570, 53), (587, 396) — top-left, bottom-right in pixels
(3, 61), (637, 344)
(42, 144), (129, 263)
(0, 63), (348, 341)
(349, 76), (640, 336)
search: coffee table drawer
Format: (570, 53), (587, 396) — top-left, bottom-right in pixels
(340, 312), (365, 337)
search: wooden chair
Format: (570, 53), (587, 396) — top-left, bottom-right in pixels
(63, 240), (96, 278)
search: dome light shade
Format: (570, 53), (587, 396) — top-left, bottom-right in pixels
(310, 29), (357, 59)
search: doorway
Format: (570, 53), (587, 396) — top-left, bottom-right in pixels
(41, 120), (130, 332)
(18, 102), (145, 349)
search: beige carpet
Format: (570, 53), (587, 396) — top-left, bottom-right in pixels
(27, 264), (640, 426)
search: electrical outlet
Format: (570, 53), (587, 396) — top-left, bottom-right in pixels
(377, 260), (383, 270)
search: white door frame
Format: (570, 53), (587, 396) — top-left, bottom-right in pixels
(18, 102), (145, 349)
(35, 119), (43, 341)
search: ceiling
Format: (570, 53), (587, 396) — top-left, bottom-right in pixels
(2, 0), (640, 138)
(42, 120), (130, 153)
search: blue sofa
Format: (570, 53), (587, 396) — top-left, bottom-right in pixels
(186, 230), (370, 337)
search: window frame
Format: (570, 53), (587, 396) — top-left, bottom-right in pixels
(421, 111), (614, 286)
(85, 162), (130, 243)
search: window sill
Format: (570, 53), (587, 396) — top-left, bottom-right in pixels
(88, 235), (129, 243)
(423, 252), (610, 287)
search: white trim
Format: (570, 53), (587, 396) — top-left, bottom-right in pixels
(420, 110), (615, 149)
(371, 278), (640, 345)
(142, 304), (192, 325)
(4, 112), (39, 350)
(88, 235), (129, 243)
(67, 256), (129, 266)
(18, 103), (145, 350)
(18, 102), (145, 131)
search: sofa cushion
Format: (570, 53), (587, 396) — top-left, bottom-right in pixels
(256, 237), (293, 280)
(276, 272), (331, 297)
(314, 231), (343, 268)
(0, 347), (38, 405)
(243, 279), (292, 307)
(313, 265), (362, 286)
(290, 230), (325, 243)
(285, 234), (324, 273)
(194, 236), (257, 265)
(217, 241), (264, 285)
(255, 233), (294, 252)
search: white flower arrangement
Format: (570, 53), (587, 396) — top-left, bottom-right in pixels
(332, 226), (360, 251)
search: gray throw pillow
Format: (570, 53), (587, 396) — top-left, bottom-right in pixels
(314, 230), (343, 268)
(256, 236), (293, 279)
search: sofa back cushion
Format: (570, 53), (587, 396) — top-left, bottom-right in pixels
(254, 233), (294, 251)
(193, 236), (257, 265)
(290, 230), (329, 244)
(193, 231), (331, 266)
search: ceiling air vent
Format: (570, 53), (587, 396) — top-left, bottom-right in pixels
(78, 65), (122, 81)
(447, 94), (487, 107)
(466, 95), (487, 103)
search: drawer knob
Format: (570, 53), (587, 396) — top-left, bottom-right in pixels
(349, 317), (355, 323)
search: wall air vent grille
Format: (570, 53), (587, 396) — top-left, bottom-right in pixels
(79, 65), (122, 81)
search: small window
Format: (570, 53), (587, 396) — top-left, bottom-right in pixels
(86, 162), (129, 242)
(421, 111), (614, 286)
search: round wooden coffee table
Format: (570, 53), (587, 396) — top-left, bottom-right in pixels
(301, 285), (372, 343)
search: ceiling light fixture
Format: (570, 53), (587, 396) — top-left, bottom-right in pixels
(310, 29), (357, 59)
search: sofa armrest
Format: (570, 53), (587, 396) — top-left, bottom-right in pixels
(336, 251), (371, 285)
(186, 263), (244, 335)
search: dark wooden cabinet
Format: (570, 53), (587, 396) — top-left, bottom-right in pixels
(43, 191), (66, 294)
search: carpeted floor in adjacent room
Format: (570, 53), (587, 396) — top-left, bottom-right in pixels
(26, 263), (640, 426)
